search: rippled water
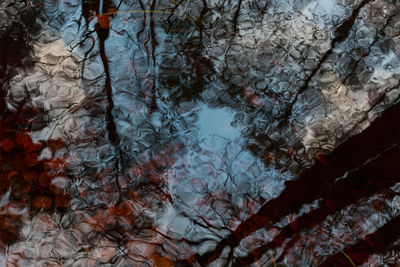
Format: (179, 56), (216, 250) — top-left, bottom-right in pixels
(1, 0), (400, 266)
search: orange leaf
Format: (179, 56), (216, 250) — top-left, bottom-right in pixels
(33, 195), (53, 209)
(7, 171), (19, 180)
(97, 14), (110, 29)
(152, 253), (173, 267)
(286, 147), (295, 156)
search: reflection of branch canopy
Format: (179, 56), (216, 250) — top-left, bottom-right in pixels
(2, 0), (400, 265)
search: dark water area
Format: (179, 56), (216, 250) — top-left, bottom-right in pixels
(0, 0), (400, 266)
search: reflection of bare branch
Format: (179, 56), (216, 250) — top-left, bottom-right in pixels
(280, 0), (373, 122)
(177, 201), (226, 237)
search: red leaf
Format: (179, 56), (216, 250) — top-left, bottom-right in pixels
(11, 155), (25, 170)
(0, 138), (15, 151)
(264, 152), (276, 163)
(54, 194), (72, 207)
(23, 171), (39, 182)
(23, 184), (31, 193)
(15, 133), (41, 152)
(38, 172), (52, 187)
(47, 139), (65, 151)
(0, 120), (7, 135)
(24, 153), (39, 167)
(186, 254), (196, 264)
(315, 151), (333, 165)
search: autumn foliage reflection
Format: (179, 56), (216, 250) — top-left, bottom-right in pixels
(0, 105), (71, 250)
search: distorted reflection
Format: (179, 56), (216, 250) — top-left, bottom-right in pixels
(0, 0), (400, 266)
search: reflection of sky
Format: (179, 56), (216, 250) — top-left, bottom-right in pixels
(301, 0), (345, 25)
(161, 100), (292, 236)
(185, 103), (290, 199)
(197, 104), (240, 144)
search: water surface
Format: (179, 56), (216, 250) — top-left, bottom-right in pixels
(0, 0), (400, 266)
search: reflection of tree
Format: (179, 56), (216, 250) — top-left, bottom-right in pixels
(2, 0), (400, 265)
(155, 0), (400, 265)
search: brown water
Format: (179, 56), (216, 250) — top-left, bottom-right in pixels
(0, 0), (400, 266)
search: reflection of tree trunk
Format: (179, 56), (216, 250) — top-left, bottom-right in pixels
(231, 0), (242, 36)
(136, 0), (147, 43)
(80, 0), (119, 148)
(80, 0), (124, 200)
(196, 100), (400, 265)
(96, 25), (118, 146)
(321, 214), (400, 266)
(148, 0), (159, 114)
(96, 22), (126, 198)
(234, 142), (400, 265)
